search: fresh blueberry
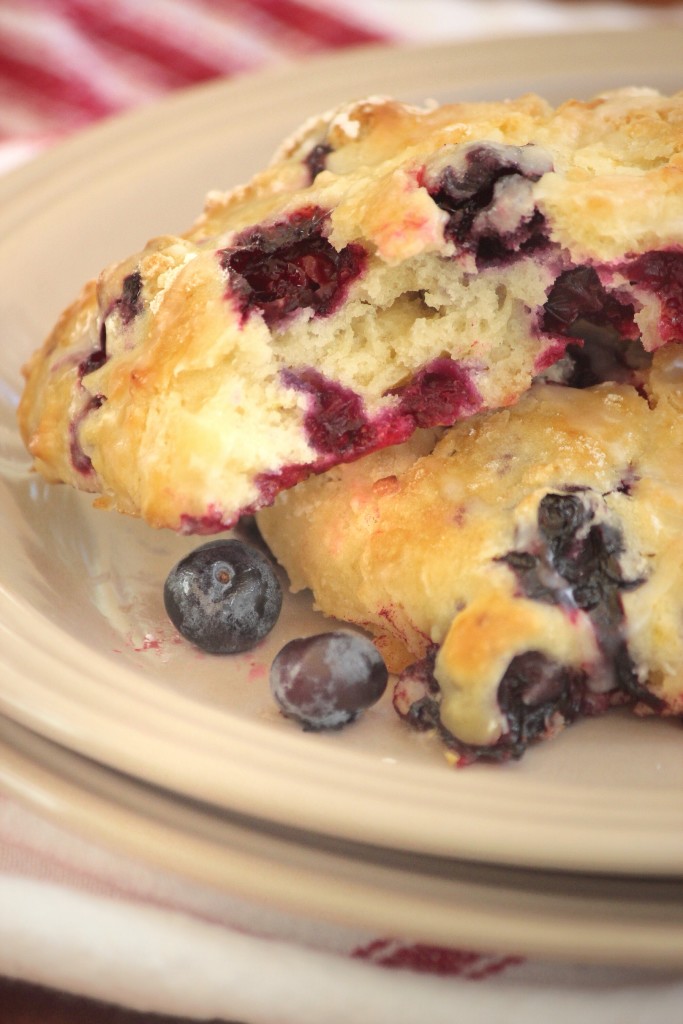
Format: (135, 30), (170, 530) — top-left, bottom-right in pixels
(270, 631), (388, 730)
(164, 540), (282, 654)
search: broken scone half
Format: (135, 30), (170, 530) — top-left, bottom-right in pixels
(257, 345), (683, 764)
(18, 87), (683, 531)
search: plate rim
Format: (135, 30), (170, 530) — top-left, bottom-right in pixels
(2, 713), (683, 970)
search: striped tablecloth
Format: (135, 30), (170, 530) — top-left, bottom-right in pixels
(1, 0), (682, 171)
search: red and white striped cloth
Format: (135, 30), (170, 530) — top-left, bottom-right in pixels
(3, 794), (683, 1024)
(2, 2), (683, 1021)
(1, 0), (683, 172)
(0, 0), (392, 169)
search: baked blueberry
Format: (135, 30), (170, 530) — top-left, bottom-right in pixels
(426, 142), (551, 265)
(69, 393), (104, 475)
(493, 652), (586, 759)
(304, 142), (333, 182)
(78, 323), (108, 380)
(281, 368), (373, 457)
(117, 270), (143, 325)
(219, 207), (365, 327)
(389, 356), (481, 428)
(542, 266), (637, 341)
(257, 345), (683, 765)
(281, 358), (481, 466)
(19, 90), (683, 536)
(623, 250), (683, 344)
(394, 650), (586, 765)
(79, 271), (141, 380)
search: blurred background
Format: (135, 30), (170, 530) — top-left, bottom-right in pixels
(0, 0), (682, 173)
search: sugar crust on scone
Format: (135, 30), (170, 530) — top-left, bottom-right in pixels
(257, 346), (683, 764)
(18, 87), (683, 532)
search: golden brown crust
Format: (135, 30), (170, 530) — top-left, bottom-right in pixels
(258, 346), (683, 751)
(19, 280), (101, 487)
(18, 88), (683, 532)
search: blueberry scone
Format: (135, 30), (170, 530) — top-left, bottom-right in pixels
(257, 346), (683, 764)
(18, 88), (683, 532)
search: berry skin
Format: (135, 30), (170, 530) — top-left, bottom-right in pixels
(164, 540), (282, 654)
(427, 143), (550, 265)
(117, 269), (143, 325)
(218, 206), (365, 327)
(270, 631), (388, 730)
(623, 250), (683, 344)
(304, 142), (333, 182)
(542, 266), (636, 340)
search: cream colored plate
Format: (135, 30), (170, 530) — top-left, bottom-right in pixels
(1, 30), (683, 878)
(2, 712), (683, 970)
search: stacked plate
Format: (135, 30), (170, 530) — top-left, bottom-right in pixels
(1, 29), (682, 970)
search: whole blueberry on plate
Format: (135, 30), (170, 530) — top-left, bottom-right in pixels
(164, 539), (282, 654)
(270, 631), (388, 730)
